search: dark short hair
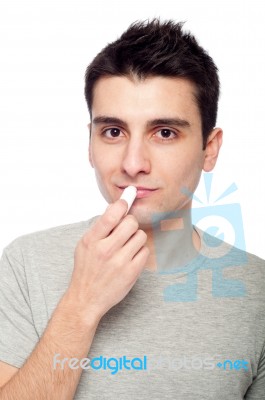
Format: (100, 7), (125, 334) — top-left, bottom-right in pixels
(84, 18), (220, 149)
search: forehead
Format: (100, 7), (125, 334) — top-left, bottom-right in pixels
(91, 75), (201, 125)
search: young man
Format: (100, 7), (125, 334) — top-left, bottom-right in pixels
(0, 19), (264, 399)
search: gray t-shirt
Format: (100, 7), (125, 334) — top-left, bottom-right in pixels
(0, 217), (264, 399)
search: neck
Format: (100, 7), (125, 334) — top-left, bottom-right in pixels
(142, 206), (201, 272)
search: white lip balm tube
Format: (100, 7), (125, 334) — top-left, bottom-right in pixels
(120, 186), (137, 215)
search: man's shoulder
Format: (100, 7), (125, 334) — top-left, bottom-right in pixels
(2, 216), (99, 259)
(198, 227), (265, 265)
(197, 227), (265, 293)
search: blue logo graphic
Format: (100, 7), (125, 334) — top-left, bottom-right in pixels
(53, 353), (147, 375)
(152, 173), (247, 302)
(146, 355), (249, 372)
(216, 359), (248, 371)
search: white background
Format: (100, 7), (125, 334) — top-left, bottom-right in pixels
(0, 0), (264, 258)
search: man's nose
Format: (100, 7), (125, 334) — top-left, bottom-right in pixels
(121, 138), (151, 177)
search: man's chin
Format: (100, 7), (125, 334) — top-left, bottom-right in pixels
(129, 201), (192, 231)
(128, 207), (167, 231)
(128, 207), (153, 227)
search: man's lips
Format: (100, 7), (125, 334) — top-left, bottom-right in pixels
(118, 186), (158, 199)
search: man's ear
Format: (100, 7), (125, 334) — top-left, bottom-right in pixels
(87, 123), (94, 168)
(203, 127), (223, 172)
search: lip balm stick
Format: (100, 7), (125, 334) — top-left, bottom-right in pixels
(120, 186), (137, 215)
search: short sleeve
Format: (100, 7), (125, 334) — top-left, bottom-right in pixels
(0, 246), (39, 368)
(244, 342), (265, 399)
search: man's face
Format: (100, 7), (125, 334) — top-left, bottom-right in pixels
(89, 75), (220, 228)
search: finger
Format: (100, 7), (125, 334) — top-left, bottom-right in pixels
(88, 199), (128, 241)
(120, 229), (148, 261)
(129, 246), (150, 276)
(102, 215), (139, 253)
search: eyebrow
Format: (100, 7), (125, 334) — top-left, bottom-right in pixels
(92, 115), (191, 129)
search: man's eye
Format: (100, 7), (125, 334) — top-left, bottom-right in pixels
(155, 129), (177, 140)
(103, 128), (122, 138)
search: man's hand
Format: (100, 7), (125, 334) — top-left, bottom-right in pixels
(68, 199), (150, 321)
